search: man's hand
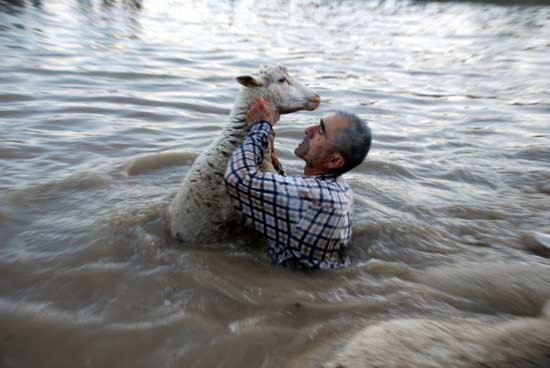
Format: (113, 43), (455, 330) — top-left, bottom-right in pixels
(245, 97), (274, 128)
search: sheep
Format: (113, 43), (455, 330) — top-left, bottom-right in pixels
(168, 65), (320, 244)
(317, 314), (550, 368)
(291, 262), (550, 368)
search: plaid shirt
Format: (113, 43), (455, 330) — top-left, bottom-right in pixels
(224, 121), (353, 270)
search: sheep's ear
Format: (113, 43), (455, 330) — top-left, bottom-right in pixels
(236, 75), (263, 87)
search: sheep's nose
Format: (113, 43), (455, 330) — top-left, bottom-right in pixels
(307, 94), (321, 111)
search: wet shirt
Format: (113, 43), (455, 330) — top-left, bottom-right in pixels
(224, 121), (353, 270)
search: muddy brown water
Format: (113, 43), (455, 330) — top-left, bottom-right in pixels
(1, 0), (550, 367)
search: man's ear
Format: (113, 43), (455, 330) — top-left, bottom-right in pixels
(236, 75), (263, 87)
(327, 153), (345, 170)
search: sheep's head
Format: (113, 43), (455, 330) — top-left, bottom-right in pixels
(236, 65), (320, 114)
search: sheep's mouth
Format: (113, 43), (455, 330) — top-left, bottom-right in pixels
(306, 98), (320, 111)
(279, 97), (321, 114)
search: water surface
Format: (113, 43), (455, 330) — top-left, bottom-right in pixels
(1, 0), (550, 366)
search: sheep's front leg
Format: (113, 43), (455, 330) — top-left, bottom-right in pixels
(260, 130), (283, 174)
(270, 130), (285, 175)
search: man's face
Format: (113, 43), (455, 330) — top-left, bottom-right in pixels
(295, 113), (348, 170)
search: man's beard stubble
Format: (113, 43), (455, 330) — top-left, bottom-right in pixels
(294, 136), (309, 158)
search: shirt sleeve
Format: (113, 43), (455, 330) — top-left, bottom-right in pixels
(224, 121), (302, 238)
(224, 121), (272, 186)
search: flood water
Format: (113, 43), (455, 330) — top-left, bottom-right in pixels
(1, 0), (550, 367)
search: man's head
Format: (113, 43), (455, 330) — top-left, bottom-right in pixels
(295, 112), (371, 176)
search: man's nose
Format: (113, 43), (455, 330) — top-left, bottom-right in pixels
(305, 125), (315, 138)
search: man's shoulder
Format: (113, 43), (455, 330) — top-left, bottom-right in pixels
(291, 175), (350, 207)
(268, 172), (351, 200)
(318, 175), (351, 193)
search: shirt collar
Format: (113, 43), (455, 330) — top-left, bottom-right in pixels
(312, 173), (338, 181)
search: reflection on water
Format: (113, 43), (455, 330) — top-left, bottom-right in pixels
(0, 0), (550, 367)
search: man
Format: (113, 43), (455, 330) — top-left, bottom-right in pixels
(224, 98), (372, 270)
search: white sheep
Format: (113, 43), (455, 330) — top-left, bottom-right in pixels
(317, 315), (550, 368)
(168, 65), (320, 243)
(291, 262), (550, 368)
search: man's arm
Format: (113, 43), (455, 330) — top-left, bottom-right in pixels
(223, 121), (273, 187)
(224, 118), (298, 242)
(224, 99), (313, 242)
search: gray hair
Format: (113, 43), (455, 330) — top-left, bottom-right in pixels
(330, 111), (372, 176)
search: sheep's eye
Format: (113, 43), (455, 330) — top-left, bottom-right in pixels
(278, 77), (287, 83)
